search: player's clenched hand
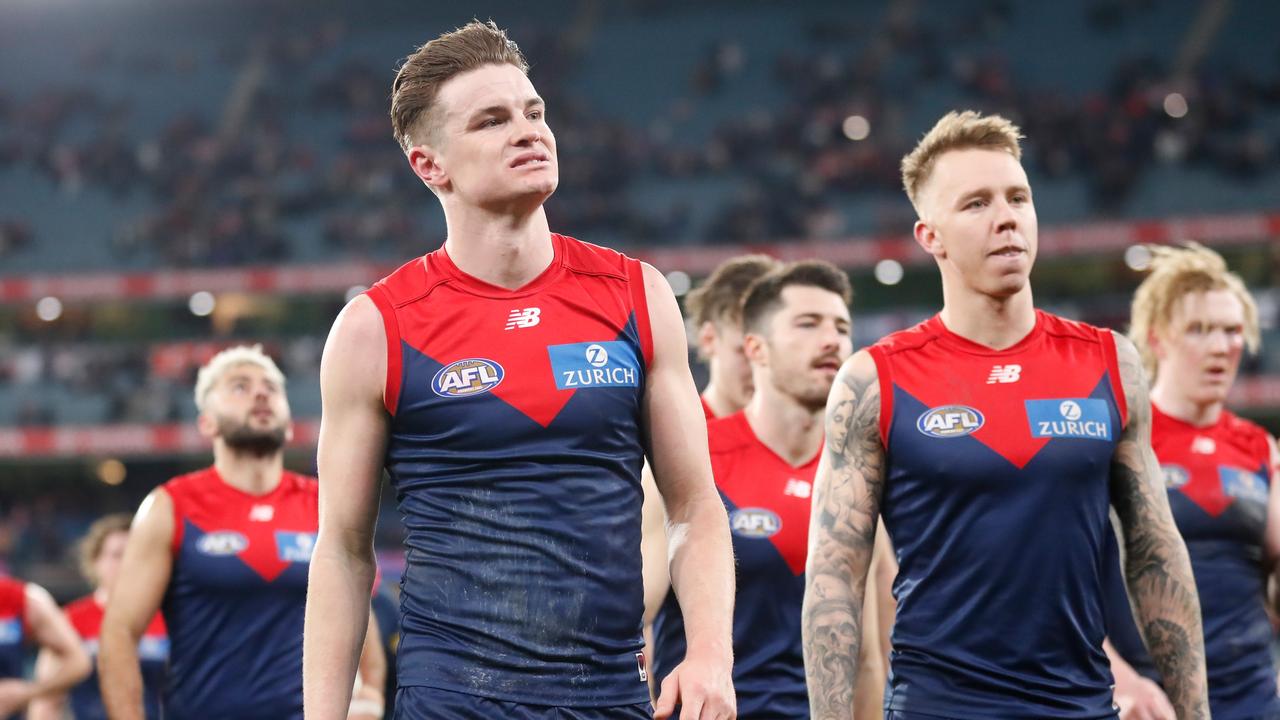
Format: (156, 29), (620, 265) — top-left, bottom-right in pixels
(653, 652), (735, 720)
(1115, 676), (1176, 720)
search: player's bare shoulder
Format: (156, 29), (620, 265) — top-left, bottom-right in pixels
(1108, 330), (1151, 430)
(321, 294), (387, 404)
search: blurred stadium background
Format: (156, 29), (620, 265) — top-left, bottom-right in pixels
(1, 0), (1278, 600)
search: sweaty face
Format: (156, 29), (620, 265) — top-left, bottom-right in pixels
(1154, 289), (1247, 407)
(93, 530), (129, 590)
(203, 363), (291, 456)
(755, 286), (853, 411)
(707, 321), (754, 413)
(918, 149), (1038, 299)
(430, 63), (558, 209)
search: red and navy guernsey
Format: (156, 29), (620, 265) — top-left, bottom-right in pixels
(365, 233), (654, 707)
(1109, 405), (1279, 719)
(870, 310), (1126, 718)
(0, 576), (26, 681)
(653, 411), (817, 718)
(162, 467), (317, 719)
(65, 596), (168, 720)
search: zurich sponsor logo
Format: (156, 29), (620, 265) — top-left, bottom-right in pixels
(432, 358), (504, 398)
(275, 531), (317, 563)
(1161, 464), (1190, 489)
(0, 618), (21, 645)
(730, 508), (782, 539)
(1220, 466), (1268, 504)
(197, 531), (248, 556)
(549, 341), (640, 390)
(917, 405), (985, 438)
(1026, 398), (1111, 440)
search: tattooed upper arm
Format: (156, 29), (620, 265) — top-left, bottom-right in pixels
(814, 349), (885, 561)
(803, 349), (885, 719)
(1108, 330), (1209, 719)
(1109, 331), (1162, 520)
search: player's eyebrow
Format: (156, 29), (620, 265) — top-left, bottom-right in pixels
(467, 97), (544, 122)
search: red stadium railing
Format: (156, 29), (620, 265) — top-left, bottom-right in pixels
(0, 419), (320, 459)
(2, 211), (1278, 304)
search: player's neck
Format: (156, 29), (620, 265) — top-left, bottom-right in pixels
(938, 284), (1036, 350)
(700, 383), (741, 418)
(1150, 380), (1224, 427)
(744, 386), (822, 467)
(442, 204), (553, 290)
(212, 449), (285, 496)
(93, 587), (109, 607)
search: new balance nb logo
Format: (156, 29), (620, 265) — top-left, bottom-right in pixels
(987, 364), (1022, 384)
(1191, 436), (1216, 455)
(505, 307), (541, 330)
(249, 504), (274, 522)
(783, 478), (812, 498)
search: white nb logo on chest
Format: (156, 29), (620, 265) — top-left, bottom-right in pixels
(505, 307), (541, 330)
(783, 478), (811, 498)
(249, 504), (274, 522)
(986, 364), (1022, 384)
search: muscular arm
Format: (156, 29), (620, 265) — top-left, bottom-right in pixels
(0, 584), (91, 718)
(99, 490), (173, 720)
(1109, 332), (1208, 720)
(303, 294), (388, 719)
(639, 263), (735, 720)
(802, 350), (883, 720)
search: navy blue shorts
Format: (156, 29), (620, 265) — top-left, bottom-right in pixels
(394, 686), (653, 719)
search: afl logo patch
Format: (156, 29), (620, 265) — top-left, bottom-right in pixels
(196, 531), (248, 556)
(917, 405), (984, 438)
(432, 358), (504, 398)
(1161, 464), (1189, 489)
(730, 508), (782, 538)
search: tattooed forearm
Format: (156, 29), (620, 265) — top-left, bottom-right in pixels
(803, 352), (884, 720)
(1110, 332), (1209, 720)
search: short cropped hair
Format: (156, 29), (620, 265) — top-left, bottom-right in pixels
(1128, 242), (1260, 377)
(391, 20), (529, 151)
(901, 110), (1024, 214)
(741, 260), (853, 335)
(77, 513), (132, 585)
(193, 344), (286, 413)
(684, 254), (781, 328)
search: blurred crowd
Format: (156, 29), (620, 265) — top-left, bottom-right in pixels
(0, 1), (1277, 266)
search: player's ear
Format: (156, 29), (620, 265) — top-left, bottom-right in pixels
(742, 330), (767, 367)
(695, 321), (718, 361)
(407, 144), (448, 192)
(1148, 326), (1169, 364)
(914, 218), (944, 259)
(195, 411), (217, 441)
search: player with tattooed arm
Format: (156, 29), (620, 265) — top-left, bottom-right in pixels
(801, 111), (1209, 719)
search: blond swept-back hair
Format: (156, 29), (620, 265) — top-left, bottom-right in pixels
(194, 344), (286, 413)
(1129, 242), (1260, 377)
(391, 20), (530, 151)
(901, 110), (1024, 214)
(77, 513), (132, 586)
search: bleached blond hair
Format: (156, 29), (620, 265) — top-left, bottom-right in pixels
(1128, 242), (1260, 378)
(193, 344), (286, 413)
(901, 110), (1024, 215)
